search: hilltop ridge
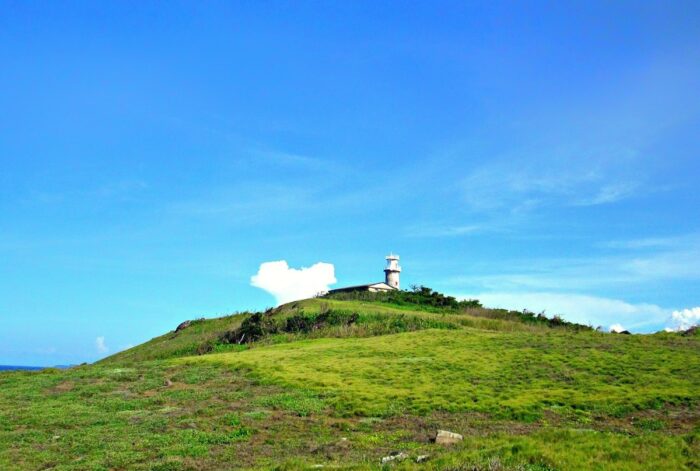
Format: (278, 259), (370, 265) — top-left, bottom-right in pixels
(101, 286), (593, 364)
(1, 288), (698, 470)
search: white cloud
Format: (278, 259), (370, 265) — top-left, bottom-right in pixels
(458, 292), (669, 332)
(251, 260), (337, 305)
(247, 149), (342, 173)
(459, 157), (642, 215)
(447, 237), (700, 292)
(665, 307), (700, 332)
(600, 235), (688, 250)
(95, 179), (148, 199)
(405, 224), (483, 237)
(575, 182), (639, 206)
(95, 336), (109, 354)
(609, 323), (626, 333)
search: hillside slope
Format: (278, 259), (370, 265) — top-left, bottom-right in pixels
(1, 290), (698, 470)
(102, 291), (591, 364)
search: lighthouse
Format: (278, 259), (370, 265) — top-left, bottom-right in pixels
(328, 253), (402, 294)
(384, 254), (401, 289)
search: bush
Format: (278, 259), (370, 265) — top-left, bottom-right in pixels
(221, 312), (279, 344)
(284, 313), (316, 333)
(325, 285), (482, 311)
(221, 308), (360, 345)
(468, 308), (593, 332)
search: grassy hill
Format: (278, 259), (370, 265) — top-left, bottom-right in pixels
(1, 289), (698, 470)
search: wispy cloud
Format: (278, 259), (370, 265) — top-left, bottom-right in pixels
(458, 291), (669, 332)
(95, 336), (109, 354)
(600, 233), (700, 250)
(168, 167), (418, 226)
(246, 149), (344, 173)
(446, 235), (700, 292)
(170, 184), (318, 220)
(21, 179), (149, 207)
(94, 180), (148, 200)
(459, 161), (642, 214)
(574, 182), (640, 206)
(405, 224), (484, 238)
(443, 230), (700, 332)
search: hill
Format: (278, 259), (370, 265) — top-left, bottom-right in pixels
(1, 289), (698, 470)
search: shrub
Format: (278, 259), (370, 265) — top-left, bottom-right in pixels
(325, 285), (482, 311)
(221, 309), (360, 345)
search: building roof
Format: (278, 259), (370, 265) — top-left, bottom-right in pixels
(328, 281), (396, 293)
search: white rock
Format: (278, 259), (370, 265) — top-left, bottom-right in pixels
(380, 452), (409, 464)
(434, 429), (463, 445)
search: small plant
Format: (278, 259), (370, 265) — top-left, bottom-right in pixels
(634, 418), (665, 431)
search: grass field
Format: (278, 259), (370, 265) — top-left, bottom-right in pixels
(1, 293), (698, 470)
(195, 328), (698, 419)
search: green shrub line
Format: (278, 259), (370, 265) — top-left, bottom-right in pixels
(325, 285), (594, 331)
(324, 284), (482, 310)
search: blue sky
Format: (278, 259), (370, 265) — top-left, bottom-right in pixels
(1, 1), (699, 365)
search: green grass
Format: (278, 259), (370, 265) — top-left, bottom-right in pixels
(193, 328), (699, 420)
(398, 429), (697, 471)
(1, 296), (698, 470)
(102, 313), (250, 363)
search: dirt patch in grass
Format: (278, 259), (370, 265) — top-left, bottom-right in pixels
(49, 380), (75, 393)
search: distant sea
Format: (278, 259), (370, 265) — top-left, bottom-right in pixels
(0, 365), (45, 371)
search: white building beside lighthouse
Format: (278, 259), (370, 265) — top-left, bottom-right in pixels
(328, 253), (401, 294)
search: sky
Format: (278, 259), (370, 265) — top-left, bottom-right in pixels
(1, 1), (699, 366)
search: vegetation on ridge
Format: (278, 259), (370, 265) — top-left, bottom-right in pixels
(324, 285), (483, 311)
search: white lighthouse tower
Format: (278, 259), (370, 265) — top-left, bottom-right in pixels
(384, 253), (401, 289)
